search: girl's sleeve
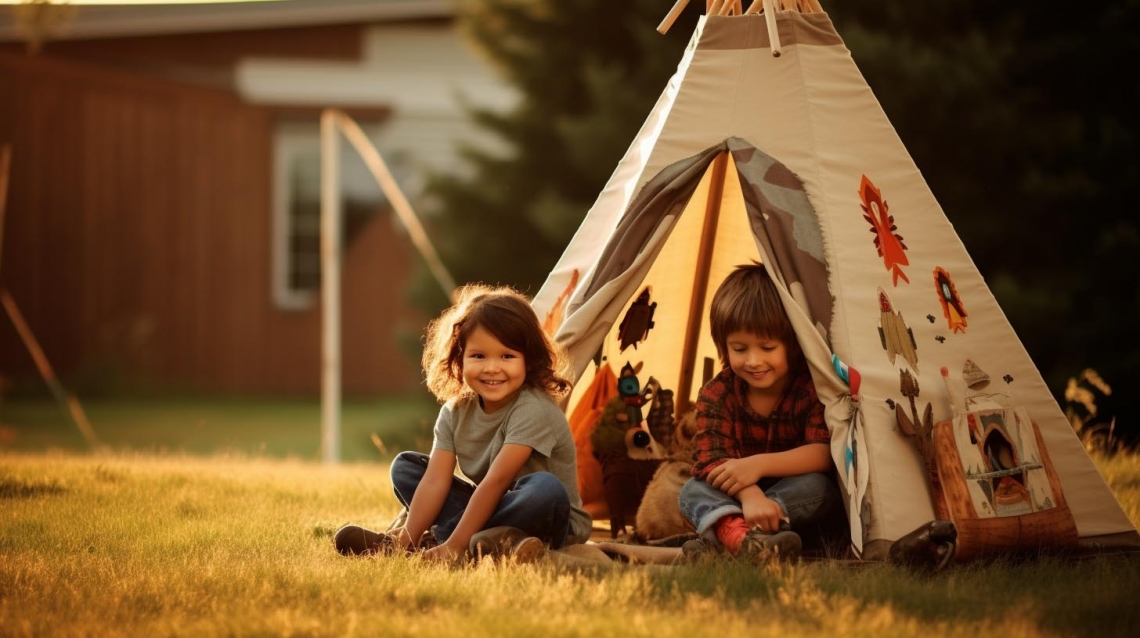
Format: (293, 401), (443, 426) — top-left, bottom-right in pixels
(501, 396), (558, 458)
(431, 402), (457, 453)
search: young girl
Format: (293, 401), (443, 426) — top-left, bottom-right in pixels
(335, 284), (592, 563)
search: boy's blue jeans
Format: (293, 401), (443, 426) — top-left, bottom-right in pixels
(389, 451), (572, 549)
(679, 472), (843, 545)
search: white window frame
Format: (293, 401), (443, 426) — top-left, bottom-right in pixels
(272, 118), (409, 311)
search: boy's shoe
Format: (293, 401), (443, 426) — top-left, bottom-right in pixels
(680, 536), (721, 562)
(741, 528), (802, 563)
(333, 524), (399, 556)
(469, 526), (546, 564)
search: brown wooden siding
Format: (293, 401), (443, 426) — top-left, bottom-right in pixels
(0, 53), (425, 396)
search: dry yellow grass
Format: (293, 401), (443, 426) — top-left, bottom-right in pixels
(2, 451), (1139, 637)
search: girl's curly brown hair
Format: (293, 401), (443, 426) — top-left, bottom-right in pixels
(421, 284), (572, 403)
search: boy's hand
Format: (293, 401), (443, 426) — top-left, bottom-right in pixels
(422, 540), (466, 565)
(740, 491), (785, 534)
(707, 456), (765, 496)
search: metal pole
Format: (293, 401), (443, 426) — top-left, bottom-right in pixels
(319, 110), (341, 464)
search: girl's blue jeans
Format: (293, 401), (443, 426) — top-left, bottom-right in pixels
(389, 451), (572, 549)
(679, 471), (843, 546)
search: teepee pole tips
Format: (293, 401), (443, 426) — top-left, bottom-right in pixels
(763, 0), (783, 57)
(657, 0), (691, 34)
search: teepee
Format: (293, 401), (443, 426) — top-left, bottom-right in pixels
(532, 2), (1139, 559)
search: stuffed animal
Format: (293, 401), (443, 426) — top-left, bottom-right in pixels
(592, 362), (664, 459)
(635, 410), (698, 541)
(591, 362), (669, 537)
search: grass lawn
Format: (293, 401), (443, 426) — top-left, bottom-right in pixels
(0, 395), (438, 462)
(1, 449), (1139, 637)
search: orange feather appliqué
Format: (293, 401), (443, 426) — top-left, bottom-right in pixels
(859, 175), (910, 286)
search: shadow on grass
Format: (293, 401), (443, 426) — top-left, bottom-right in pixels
(646, 561), (782, 606)
(0, 476), (66, 499)
(629, 551), (1140, 637)
(813, 554), (1140, 636)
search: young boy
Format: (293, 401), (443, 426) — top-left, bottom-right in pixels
(679, 263), (841, 562)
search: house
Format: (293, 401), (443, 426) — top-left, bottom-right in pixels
(0, 0), (516, 396)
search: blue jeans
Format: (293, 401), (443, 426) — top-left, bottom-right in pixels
(679, 472), (843, 546)
(389, 451), (572, 549)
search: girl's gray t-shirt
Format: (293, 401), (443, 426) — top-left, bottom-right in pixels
(432, 385), (592, 545)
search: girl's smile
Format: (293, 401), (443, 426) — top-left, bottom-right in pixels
(462, 326), (527, 413)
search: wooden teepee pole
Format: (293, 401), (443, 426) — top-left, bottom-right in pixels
(0, 144), (98, 447)
(332, 110), (456, 302)
(676, 152), (729, 416)
(0, 291), (99, 447)
(657, 0), (691, 35)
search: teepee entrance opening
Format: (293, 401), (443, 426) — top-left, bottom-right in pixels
(565, 138), (834, 419)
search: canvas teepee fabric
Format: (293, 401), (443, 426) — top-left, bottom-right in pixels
(533, 8), (1139, 559)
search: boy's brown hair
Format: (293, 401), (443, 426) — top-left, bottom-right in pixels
(709, 263), (803, 369)
(421, 283), (572, 403)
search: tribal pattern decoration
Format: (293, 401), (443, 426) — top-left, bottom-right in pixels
(878, 288), (918, 372)
(934, 267), (968, 334)
(858, 175), (910, 286)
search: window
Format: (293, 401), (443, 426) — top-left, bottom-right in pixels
(271, 117), (413, 310)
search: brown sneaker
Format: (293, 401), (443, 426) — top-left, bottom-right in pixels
(333, 524), (398, 556)
(741, 528), (802, 563)
(469, 526), (546, 564)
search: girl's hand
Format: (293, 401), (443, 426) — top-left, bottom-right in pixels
(707, 456), (765, 496)
(422, 541), (466, 565)
(390, 527), (416, 552)
(741, 492), (784, 534)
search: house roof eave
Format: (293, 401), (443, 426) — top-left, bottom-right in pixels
(0, 0), (453, 43)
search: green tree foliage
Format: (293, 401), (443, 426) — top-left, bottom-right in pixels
(417, 0), (1139, 423)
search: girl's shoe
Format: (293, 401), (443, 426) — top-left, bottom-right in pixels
(469, 526), (546, 563)
(333, 524), (399, 556)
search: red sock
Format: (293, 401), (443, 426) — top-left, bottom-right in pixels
(715, 515), (749, 554)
